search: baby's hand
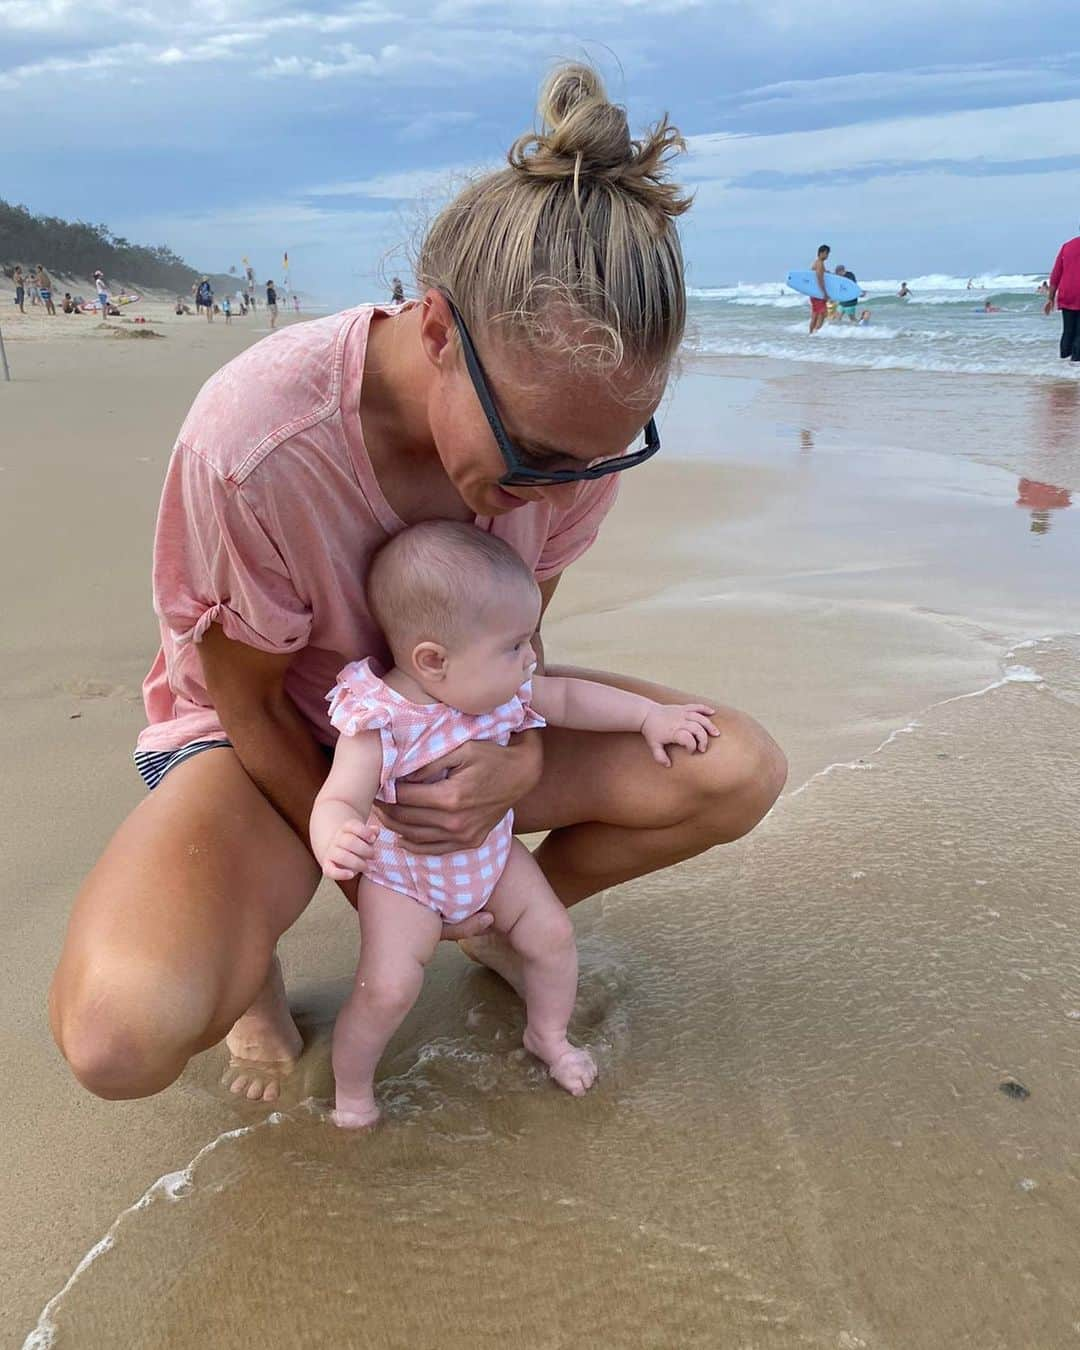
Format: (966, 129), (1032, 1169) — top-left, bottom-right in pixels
(320, 819), (379, 881)
(640, 704), (719, 767)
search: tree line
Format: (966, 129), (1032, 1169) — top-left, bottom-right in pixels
(0, 198), (231, 294)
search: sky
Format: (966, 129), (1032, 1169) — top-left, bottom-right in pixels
(2, 0), (1078, 305)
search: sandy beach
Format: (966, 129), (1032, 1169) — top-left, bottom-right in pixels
(3, 306), (1079, 1347)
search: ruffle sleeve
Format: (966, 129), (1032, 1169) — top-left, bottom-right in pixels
(514, 677), (547, 733)
(325, 659), (399, 793)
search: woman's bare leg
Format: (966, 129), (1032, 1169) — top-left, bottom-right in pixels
(48, 748), (320, 1102)
(463, 666), (786, 986)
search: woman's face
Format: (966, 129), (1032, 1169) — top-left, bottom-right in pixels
(422, 293), (665, 519)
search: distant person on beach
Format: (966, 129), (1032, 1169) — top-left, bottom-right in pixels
(1044, 226), (1080, 363)
(897, 282), (910, 298)
(13, 265), (25, 313)
(37, 266), (56, 316)
(266, 279), (278, 328)
(293, 295), (301, 314)
(48, 61), (785, 1110)
(390, 276), (405, 303)
(809, 243), (830, 334)
(197, 278), (214, 322)
(62, 293), (80, 315)
(94, 272), (109, 316)
(222, 295), (232, 324)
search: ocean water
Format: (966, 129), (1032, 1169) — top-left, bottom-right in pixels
(686, 272), (1078, 379)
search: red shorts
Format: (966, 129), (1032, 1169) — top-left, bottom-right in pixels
(810, 297), (827, 315)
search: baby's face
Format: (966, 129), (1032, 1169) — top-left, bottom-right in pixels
(435, 581), (542, 715)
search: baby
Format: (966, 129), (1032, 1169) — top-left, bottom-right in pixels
(310, 521), (718, 1128)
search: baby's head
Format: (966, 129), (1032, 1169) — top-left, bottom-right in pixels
(366, 521), (541, 714)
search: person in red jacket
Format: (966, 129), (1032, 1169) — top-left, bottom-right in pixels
(1045, 226), (1080, 362)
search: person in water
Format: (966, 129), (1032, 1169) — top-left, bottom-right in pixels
(47, 61), (786, 1106)
(982, 299), (1001, 313)
(833, 265), (863, 322)
(1045, 224), (1080, 362)
(809, 244), (830, 334)
(897, 282), (910, 299)
(312, 521), (719, 1127)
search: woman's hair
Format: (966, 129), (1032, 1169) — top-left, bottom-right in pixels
(416, 62), (691, 381)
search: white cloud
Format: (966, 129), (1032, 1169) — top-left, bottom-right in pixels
(686, 96), (1080, 184)
(305, 162), (494, 199)
(733, 58), (1080, 114)
(397, 108), (477, 143)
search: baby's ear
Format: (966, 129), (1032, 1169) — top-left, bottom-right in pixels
(412, 641), (448, 681)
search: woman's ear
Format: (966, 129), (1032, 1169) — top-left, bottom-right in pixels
(418, 289), (455, 370)
(412, 640), (448, 682)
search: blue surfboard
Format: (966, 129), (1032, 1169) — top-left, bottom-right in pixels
(785, 270), (860, 303)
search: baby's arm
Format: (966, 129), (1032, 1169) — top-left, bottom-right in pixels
(529, 676), (719, 768)
(310, 731), (383, 881)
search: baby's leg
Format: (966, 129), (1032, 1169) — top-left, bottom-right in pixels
(485, 840), (597, 1097)
(332, 879), (442, 1128)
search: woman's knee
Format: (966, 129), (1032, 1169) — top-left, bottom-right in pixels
(49, 963), (216, 1101)
(683, 709), (787, 843)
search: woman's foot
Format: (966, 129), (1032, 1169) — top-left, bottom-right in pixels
(458, 932), (527, 999)
(522, 1028), (598, 1097)
(222, 955), (303, 1103)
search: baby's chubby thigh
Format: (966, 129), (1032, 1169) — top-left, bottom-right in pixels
(484, 838), (575, 955)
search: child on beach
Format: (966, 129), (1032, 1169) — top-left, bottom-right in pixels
(310, 521), (719, 1128)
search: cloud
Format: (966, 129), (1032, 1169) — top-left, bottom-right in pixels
(731, 56), (1080, 116)
(304, 161), (496, 200)
(397, 109), (478, 143)
(685, 96), (1080, 186)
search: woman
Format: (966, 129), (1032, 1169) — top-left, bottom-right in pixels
(49, 64), (786, 1104)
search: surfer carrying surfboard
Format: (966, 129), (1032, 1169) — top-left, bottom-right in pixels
(809, 244), (830, 333)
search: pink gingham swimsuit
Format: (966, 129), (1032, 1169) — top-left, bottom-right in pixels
(327, 658), (546, 922)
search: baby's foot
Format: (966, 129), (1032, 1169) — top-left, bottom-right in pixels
(331, 1093), (381, 1130)
(522, 1028), (598, 1097)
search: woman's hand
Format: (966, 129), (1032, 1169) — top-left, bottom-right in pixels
(373, 732), (543, 854)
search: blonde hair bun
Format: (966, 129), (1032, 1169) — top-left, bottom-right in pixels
(509, 62), (691, 221)
(416, 59), (690, 374)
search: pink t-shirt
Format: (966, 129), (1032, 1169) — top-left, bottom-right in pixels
(137, 304), (619, 753)
(1050, 237), (1080, 310)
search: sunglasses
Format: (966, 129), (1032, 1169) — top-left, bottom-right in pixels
(444, 296), (661, 487)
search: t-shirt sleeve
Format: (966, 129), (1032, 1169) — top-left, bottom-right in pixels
(152, 443), (313, 653)
(534, 474), (620, 582)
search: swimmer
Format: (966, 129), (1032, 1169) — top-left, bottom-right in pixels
(897, 282), (910, 299)
(311, 522), (720, 1129)
(981, 299), (1001, 313)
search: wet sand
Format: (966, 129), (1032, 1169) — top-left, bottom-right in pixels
(2, 319), (1079, 1348)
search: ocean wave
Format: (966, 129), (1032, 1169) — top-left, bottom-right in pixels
(688, 272), (1045, 304)
(683, 333), (1080, 378)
